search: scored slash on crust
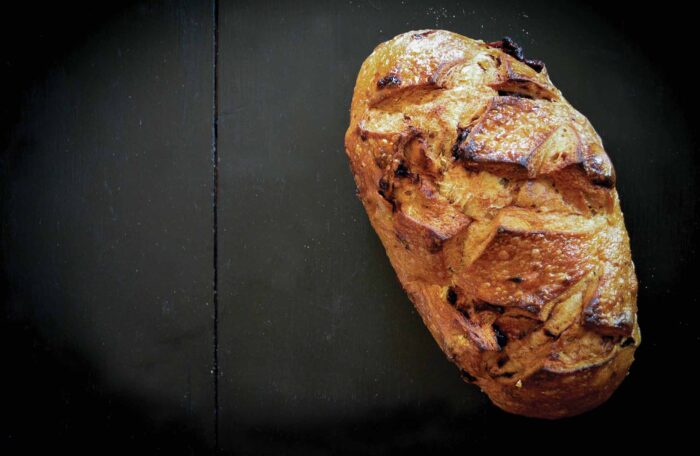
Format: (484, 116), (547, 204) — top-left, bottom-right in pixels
(345, 30), (638, 419)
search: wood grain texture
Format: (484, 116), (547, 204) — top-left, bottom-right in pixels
(1, 0), (698, 452)
(216, 3), (482, 451)
(2, 1), (216, 451)
(214, 0), (698, 452)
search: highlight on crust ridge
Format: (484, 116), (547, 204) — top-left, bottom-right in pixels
(344, 30), (639, 419)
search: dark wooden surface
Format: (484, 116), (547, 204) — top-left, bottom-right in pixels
(2, 0), (699, 453)
(2, 1), (216, 452)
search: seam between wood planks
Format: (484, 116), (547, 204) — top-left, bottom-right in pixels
(211, 0), (220, 450)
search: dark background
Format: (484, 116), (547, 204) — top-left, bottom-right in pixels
(2, 0), (697, 453)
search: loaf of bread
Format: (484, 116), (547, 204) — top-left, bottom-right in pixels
(344, 30), (639, 419)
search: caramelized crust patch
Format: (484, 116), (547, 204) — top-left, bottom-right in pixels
(345, 30), (638, 419)
(459, 212), (599, 314)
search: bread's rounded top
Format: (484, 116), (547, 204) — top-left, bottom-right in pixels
(348, 30), (615, 189)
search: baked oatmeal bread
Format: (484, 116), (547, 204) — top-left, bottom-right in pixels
(344, 30), (639, 419)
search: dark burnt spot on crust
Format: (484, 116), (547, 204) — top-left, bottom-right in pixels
(428, 236), (444, 253)
(475, 301), (505, 314)
(497, 356), (509, 368)
(413, 30), (437, 40)
(583, 297), (601, 324)
(377, 178), (397, 211)
(501, 36), (524, 61)
(489, 36), (524, 61)
(457, 127), (472, 143)
(460, 369), (477, 382)
(621, 337), (635, 347)
(493, 324), (508, 349)
(452, 127), (471, 160)
(493, 371), (515, 379)
(583, 296), (633, 336)
(524, 58), (545, 72)
(590, 175), (615, 189)
(394, 161), (411, 178)
(508, 276), (524, 283)
(380, 194), (397, 212)
(454, 140), (480, 162)
(580, 162), (615, 188)
(543, 328), (558, 339)
(447, 286), (458, 305)
(498, 90), (533, 99)
(377, 73), (402, 89)
(488, 36), (545, 73)
(580, 153), (616, 188)
(516, 154), (531, 168)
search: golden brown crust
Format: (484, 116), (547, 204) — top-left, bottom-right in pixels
(345, 30), (639, 419)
